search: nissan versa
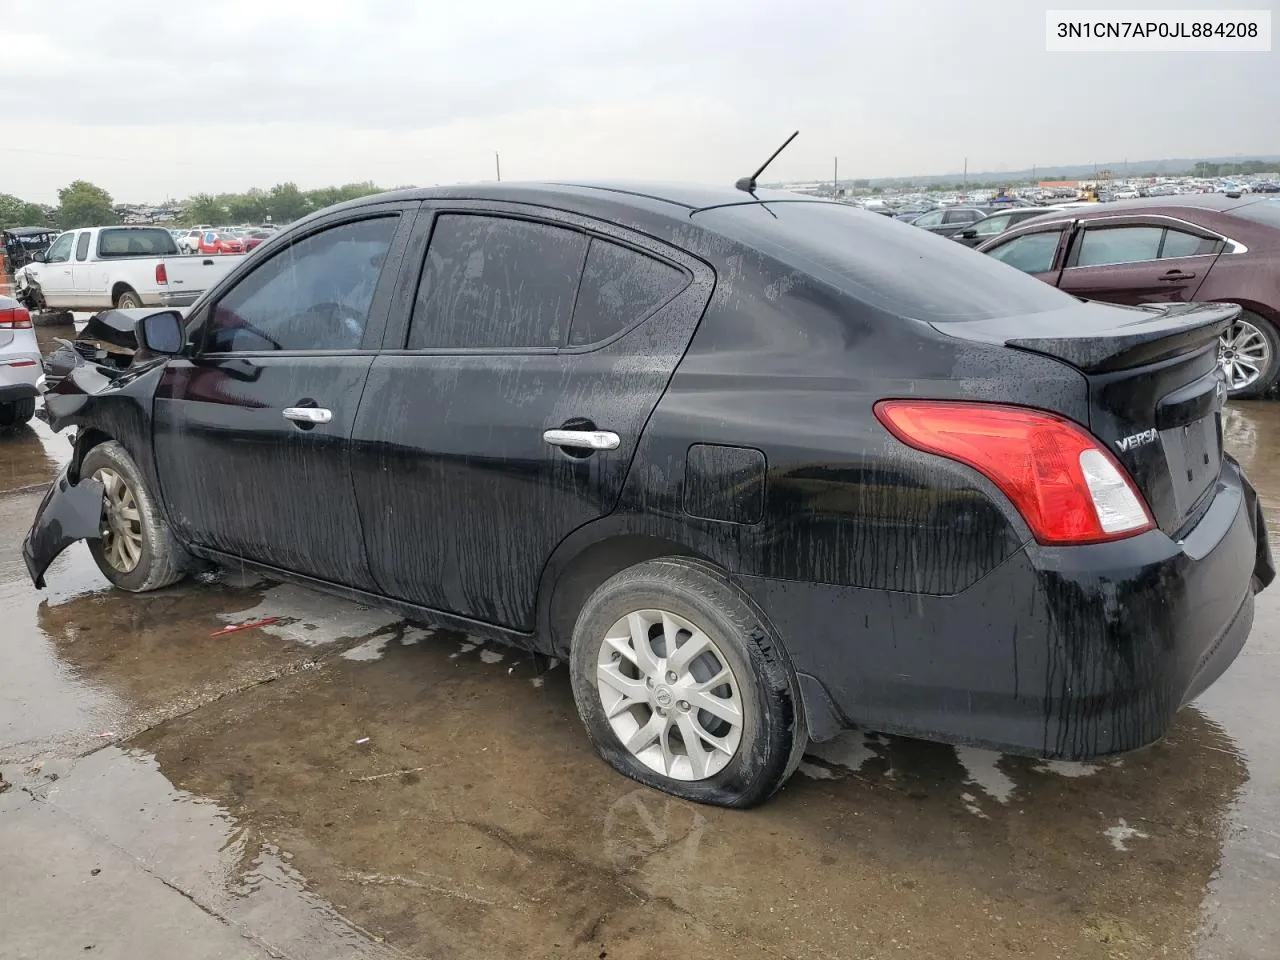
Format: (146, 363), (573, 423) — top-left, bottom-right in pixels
(23, 182), (1273, 807)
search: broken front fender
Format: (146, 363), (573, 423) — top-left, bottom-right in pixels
(22, 465), (104, 589)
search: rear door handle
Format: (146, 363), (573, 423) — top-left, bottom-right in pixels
(283, 406), (333, 424)
(1159, 271), (1197, 281)
(542, 428), (620, 451)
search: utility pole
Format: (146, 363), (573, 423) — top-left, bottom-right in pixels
(833, 157), (838, 195)
(963, 157), (967, 195)
(495, 152), (501, 182)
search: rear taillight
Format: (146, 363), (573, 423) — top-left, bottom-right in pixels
(874, 400), (1154, 545)
(0, 306), (33, 329)
(155, 263), (168, 285)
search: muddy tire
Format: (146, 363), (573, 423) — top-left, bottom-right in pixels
(1221, 310), (1280, 400)
(114, 287), (142, 310)
(0, 398), (37, 432)
(81, 441), (186, 592)
(569, 557), (807, 808)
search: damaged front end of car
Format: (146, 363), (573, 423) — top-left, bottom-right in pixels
(24, 308), (181, 587)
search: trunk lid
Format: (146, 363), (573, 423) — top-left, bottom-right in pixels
(938, 300), (1236, 535)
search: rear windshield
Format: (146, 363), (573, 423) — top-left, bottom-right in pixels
(96, 228), (179, 258)
(1232, 198), (1280, 230)
(694, 200), (1074, 322)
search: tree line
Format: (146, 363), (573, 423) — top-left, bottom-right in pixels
(1, 180), (392, 233)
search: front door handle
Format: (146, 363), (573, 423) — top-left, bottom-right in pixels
(283, 406), (333, 425)
(1159, 270), (1197, 281)
(543, 428), (620, 451)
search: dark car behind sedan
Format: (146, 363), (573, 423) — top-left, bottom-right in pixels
(976, 194), (1280, 398)
(907, 205), (987, 236)
(953, 207), (1064, 246)
(23, 183), (1272, 808)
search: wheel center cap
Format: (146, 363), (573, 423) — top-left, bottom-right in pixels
(653, 686), (674, 709)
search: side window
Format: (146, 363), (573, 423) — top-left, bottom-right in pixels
(408, 214), (587, 350)
(206, 216), (397, 353)
(1074, 226), (1163, 267)
(74, 232), (91, 261)
(1160, 229), (1222, 259)
(568, 239), (687, 346)
(972, 214), (1011, 237)
(986, 231), (1061, 274)
(912, 210), (945, 228)
(45, 233), (73, 263)
(944, 209), (979, 224)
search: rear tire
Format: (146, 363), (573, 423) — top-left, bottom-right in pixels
(1221, 310), (1280, 400)
(81, 441), (186, 592)
(569, 557), (807, 808)
(114, 288), (142, 310)
(0, 398), (36, 432)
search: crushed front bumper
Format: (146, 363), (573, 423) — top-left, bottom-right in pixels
(22, 464), (104, 588)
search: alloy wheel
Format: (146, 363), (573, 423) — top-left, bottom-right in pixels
(1218, 319), (1271, 392)
(595, 608), (744, 781)
(95, 467), (143, 573)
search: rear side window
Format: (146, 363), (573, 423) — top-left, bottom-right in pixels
(409, 215), (587, 350)
(696, 201), (1073, 322)
(97, 228), (179, 258)
(985, 231), (1062, 274)
(1075, 226), (1164, 266)
(1160, 229), (1222, 258)
(569, 239), (687, 346)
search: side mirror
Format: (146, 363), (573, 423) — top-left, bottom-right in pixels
(135, 310), (186, 355)
(32, 251), (46, 263)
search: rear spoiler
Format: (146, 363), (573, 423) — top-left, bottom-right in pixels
(936, 301), (1238, 374)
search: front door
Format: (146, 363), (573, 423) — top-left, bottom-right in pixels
(350, 203), (713, 630)
(34, 232), (75, 306)
(152, 205), (415, 590)
(70, 231), (93, 307)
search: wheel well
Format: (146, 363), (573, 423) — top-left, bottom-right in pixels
(543, 535), (706, 657)
(110, 282), (135, 305)
(71, 427), (113, 478)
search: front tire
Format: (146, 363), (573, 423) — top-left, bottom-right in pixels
(0, 398), (36, 432)
(569, 558), (807, 808)
(81, 441), (186, 592)
(114, 288), (142, 310)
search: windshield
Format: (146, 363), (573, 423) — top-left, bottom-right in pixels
(96, 227), (179, 258)
(695, 200), (1074, 322)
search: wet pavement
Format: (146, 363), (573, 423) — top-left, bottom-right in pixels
(2, 349), (1279, 958)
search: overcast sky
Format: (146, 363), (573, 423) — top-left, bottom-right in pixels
(2, 0), (1275, 203)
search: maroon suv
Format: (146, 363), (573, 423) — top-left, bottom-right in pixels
(977, 195), (1280, 398)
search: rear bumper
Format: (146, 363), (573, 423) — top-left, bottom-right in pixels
(743, 457), (1271, 759)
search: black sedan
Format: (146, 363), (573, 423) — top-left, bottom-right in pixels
(23, 183), (1272, 807)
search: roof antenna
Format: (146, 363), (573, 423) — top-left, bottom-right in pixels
(735, 131), (799, 194)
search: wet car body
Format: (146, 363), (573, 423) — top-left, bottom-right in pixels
(22, 182), (1275, 799)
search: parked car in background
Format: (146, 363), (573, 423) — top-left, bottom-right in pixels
(977, 195), (1280, 397)
(908, 206), (987, 236)
(241, 229), (274, 251)
(3, 226), (60, 273)
(0, 293), (40, 431)
(14, 226), (243, 311)
(22, 182), (1272, 808)
(953, 207), (1064, 247)
(197, 230), (245, 255)
(178, 226), (212, 254)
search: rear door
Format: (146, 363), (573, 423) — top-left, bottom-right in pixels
(351, 201), (713, 630)
(152, 203), (416, 589)
(1058, 218), (1224, 305)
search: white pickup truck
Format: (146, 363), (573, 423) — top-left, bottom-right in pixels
(14, 226), (244, 313)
